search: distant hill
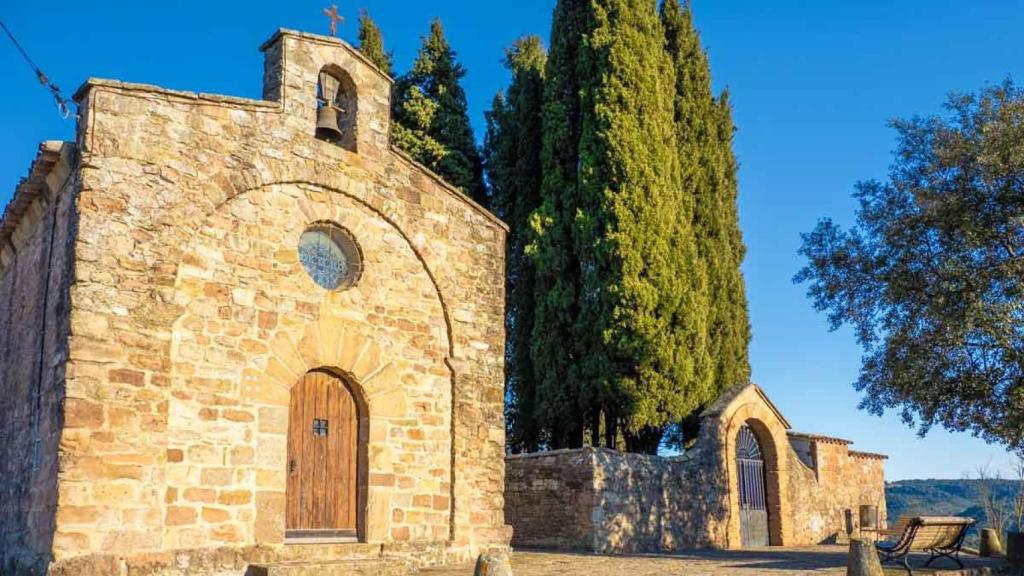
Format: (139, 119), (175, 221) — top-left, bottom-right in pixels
(886, 479), (1020, 545)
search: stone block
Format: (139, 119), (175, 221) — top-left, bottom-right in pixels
(65, 398), (105, 428)
(201, 468), (234, 486)
(258, 406), (288, 434)
(57, 506), (101, 525)
(109, 369), (146, 387)
(184, 488), (217, 504)
(201, 507), (231, 523)
(474, 551), (513, 576)
(255, 491), (285, 544)
(218, 489), (252, 505)
(92, 483), (135, 503)
(231, 446), (255, 465)
(166, 506), (197, 526)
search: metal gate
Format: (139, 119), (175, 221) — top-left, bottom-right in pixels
(737, 425), (770, 547)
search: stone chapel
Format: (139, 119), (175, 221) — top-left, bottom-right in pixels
(0, 28), (511, 575)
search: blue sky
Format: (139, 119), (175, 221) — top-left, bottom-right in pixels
(2, 0), (1022, 480)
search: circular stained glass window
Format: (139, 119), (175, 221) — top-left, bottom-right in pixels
(297, 223), (362, 290)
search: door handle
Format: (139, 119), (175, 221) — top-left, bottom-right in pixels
(289, 459), (297, 474)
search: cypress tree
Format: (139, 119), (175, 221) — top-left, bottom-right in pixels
(356, 9), (393, 76)
(661, 0), (751, 449)
(711, 90), (752, 395)
(530, 0), (590, 449)
(484, 37), (547, 453)
(660, 0), (715, 446)
(527, 0), (747, 453)
(484, 94), (513, 219)
(392, 20), (487, 205)
(576, 0), (701, 454)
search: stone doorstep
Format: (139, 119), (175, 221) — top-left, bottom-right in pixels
(276, 541), (383, 560)
(282, 536), (360, 545)
(247, 557), (411, 576)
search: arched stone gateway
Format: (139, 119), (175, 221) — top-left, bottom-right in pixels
(720, 387), (792, 549)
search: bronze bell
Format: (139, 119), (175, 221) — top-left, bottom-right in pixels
(316, 105), (343, 141)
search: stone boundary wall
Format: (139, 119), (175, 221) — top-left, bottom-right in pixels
(506, 437), (886, 552)
(504, 450), (597, 550)
(786, 443), (888, 545)
(506, 447), (726, 553)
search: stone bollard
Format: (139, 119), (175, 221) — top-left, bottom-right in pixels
(474, 551), (513, 576)
(1007, 531), (1024, 566)
(980, 528), (1003, 557)
(846, 538), (884, 576)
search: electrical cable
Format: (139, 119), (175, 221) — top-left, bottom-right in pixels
(1, 19), (74, 119)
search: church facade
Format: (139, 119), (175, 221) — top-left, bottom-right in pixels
(1, 29), (510, 575)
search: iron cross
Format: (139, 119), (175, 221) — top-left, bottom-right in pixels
(323, 5), (344, 37)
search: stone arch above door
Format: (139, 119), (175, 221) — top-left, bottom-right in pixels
(708, 385), (793, 549)
(246, 318), (411, 422)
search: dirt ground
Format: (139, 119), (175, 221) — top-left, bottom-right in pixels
(420, 547), (1001, 576)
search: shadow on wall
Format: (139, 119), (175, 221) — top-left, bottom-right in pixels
(505, 444), (731, 553)
(0, 143), (77, 575)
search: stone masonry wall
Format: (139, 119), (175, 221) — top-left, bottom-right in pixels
(505, 387), (887, 553)
(505, 447), (729, 553)
(504, 450), (596, 550)
(0, 142), (78, 574)
(506, 443), (885, 553)
(41, 29), (509, 574)
(786, 440), (887, 544)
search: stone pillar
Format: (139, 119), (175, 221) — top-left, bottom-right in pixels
(980, 528), (1003, 557)
(846, 538), (884, 576)
(474, 551), (513, 576)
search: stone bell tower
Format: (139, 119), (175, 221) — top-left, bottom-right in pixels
(261, 29), (393, 159)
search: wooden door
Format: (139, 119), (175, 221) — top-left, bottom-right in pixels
(286, 370), (358, 538)
(737, 425), (770, 548)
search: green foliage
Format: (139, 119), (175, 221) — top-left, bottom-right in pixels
(484, 36), (547, 453)
(356, 10), (393, 76)
(577, 0), (695, 454)
(521, 0), (750, 454)
(530, 0), (590, 449)
(795, 80), (1024, 449)
(391, 86), (447, 168)
(392, 20), (487, 205)
(711, 91), (752, 413)
(660, 0), (750, 450)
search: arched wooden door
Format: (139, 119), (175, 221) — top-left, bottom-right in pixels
(286, 370), (358, 538)
(736, 424), (770, 548)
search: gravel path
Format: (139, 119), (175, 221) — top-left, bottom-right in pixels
(420, 547), (1000, 576)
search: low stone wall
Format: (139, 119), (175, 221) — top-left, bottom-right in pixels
(506, 447), (729, 553)
(506, 437), (886, 552)
(505, 450), (596, 550)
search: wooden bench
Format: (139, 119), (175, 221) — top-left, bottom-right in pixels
(875, 516), (975, 574)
